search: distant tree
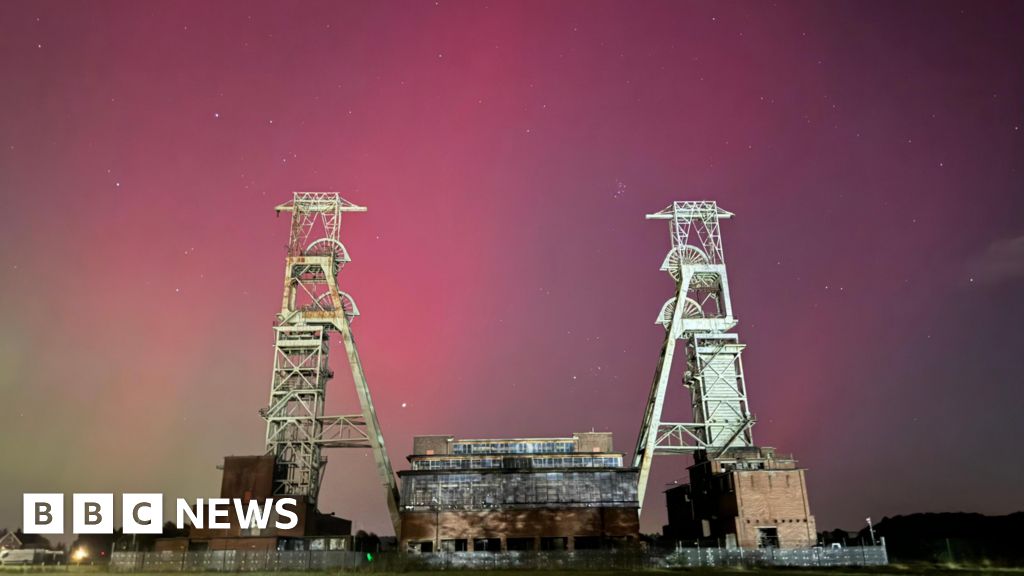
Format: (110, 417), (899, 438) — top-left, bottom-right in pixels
(818, 528), (856, 546)
(354, 531), (380, 553)
(857, 512), (1024, 566)
(161, 520), (188, 539)
(14, 528), (53, 550)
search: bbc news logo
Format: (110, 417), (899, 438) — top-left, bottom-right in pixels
(23, 494), (299, 535)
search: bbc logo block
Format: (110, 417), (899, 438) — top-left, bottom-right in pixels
(72, 493), (114, 534)
(22, 493), (297, 534)
(23, 493), (162, 534)
(23, 494), (64, 535)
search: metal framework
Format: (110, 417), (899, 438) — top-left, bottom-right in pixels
(633, 201), (755, 516)
(260, 192), (401, 536)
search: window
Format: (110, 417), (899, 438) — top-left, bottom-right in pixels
(540, 537), (567, 551)
(506, 538), (534, 551)
(473, 538), (501, 552)
(408, 541), (433, 553)
(440, 539), (467, 552)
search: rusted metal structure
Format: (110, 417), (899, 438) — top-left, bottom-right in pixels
(259, 192), (401, 537)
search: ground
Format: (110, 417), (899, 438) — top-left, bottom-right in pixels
(4, 568), (1024, 575)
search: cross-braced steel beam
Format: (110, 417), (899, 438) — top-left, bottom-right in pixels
(261, 192), (401, 537)
(633, 201), (755, 518)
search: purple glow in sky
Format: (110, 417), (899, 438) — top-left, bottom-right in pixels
(0, 1), (1022, 537)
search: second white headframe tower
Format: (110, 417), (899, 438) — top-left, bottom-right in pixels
(633, 201), (755, 517)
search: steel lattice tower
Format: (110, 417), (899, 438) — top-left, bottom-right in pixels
(633, 201), (755, 516)
(259, 192), (401, 536)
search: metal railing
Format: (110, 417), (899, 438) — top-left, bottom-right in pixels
(109, 550), (366, 572)
(110, 545), (887, 572)
(665, 545), (889, 567)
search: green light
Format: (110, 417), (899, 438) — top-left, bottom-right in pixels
(366, 552), (374, 562)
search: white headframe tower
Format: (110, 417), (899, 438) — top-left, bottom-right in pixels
(633, 201), (755, 516)
(260, 192), (401, 536)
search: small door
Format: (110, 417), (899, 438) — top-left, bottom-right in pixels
(757, 527), (780, 548)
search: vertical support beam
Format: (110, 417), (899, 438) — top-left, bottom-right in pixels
(633, 269), (691, 516)
(334, 312), (402, 537)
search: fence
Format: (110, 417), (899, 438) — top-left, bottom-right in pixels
(393, 550), (656, 571)
(665, 545), (889, 567)
(109, 550), (367, 572)
(110, 545), (886, 572)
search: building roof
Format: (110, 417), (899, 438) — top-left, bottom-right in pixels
(411, 431), (616, 457)
(0, 531), (22, 549)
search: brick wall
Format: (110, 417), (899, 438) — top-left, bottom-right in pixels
(574, 432), (614, 453)
(733, 468), (816, 547)
(400, 507), (638, 551)
(412, 436), (453, 455)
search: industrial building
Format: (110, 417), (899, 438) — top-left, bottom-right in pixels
(158, 193), (391, 552)
(151, 195), (817, 555)
(156, 455), (352, 552)
(664, 448), (816, 548)
(397, 432), (640, 552)
(634, 202), (817, 549)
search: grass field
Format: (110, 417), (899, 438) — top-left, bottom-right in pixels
(5, 567), (1024, 575)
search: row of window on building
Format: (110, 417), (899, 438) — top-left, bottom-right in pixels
(402, 471), (638, 509)
(411, 455), (622, 471)
(451, 440), (577, 455)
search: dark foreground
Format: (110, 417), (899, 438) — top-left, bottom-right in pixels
(4, 567), (1024, 575)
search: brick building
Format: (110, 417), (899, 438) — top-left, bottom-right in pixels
(398, 432), (639, 552)
(664, 447), (816, 548)
(156, 455), (352, 552)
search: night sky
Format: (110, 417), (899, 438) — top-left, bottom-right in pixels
(1, 1), (1022, 538)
